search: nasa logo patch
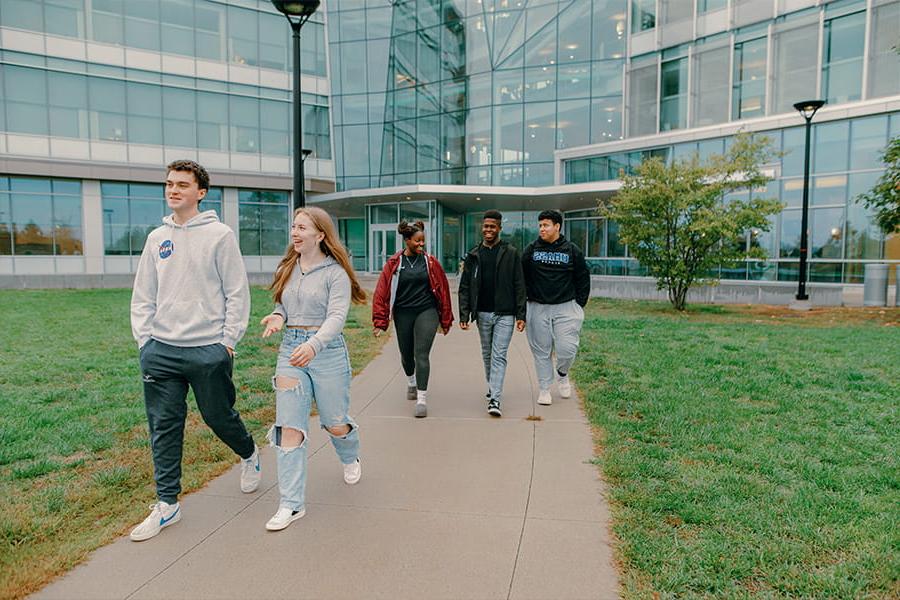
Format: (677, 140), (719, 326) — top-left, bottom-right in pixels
(159, 240), (174, 259)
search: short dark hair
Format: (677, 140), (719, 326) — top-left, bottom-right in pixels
(398, 220), (425, 240)
(483, 209), (503, 221)
(538, 209), (563, 226)
(166, 160), (210, 192)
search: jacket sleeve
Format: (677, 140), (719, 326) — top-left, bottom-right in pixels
(512, 247), (527, 322)
(217, 231), (251, 348)
(432, 259), (454, 330)
(458, 255), (472, 323)
(573, 246), (591, 307)
(521, 243), (533, 301)
(130, 236), (158, 349)
(308, 269), (350, 355)
(371, 263), (392, 330)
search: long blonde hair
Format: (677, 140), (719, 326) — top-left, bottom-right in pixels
(270, 207), (367, 305)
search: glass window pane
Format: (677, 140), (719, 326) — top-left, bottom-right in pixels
(631, 0), (656, 33)
(558, 63), (591, 99)
(822, 11), (865, 104)
(557, 100), (589, 149)
(3, 0), (44, 31)
(628, 61), (657, 136)
(197, 92), (227, 151)
(557, 2), (591, 63)
(846, 172), (884, 259)
(524, 65), (557, 102)
(592, 0), (626, 59)
(691, 46), (729, 127)
(849, 116), (888, 171)
(867, 1), (900, 99)
(732, 37), (766, 120)
(524, 102), (555, 163)
(813, 121), (849, 174)
(466, 107), (492, 166)
(812, 174), (847, 207)
(772, 23), (819, 115)
(660, 58), (687, 131)
(591, 96), (623, 143)
(780, 210), (802, 258)
(811, 207), (844, 259)
(12, 193), (53, 255)
(195, 1), (225, 61)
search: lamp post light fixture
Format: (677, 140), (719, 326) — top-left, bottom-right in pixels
(271, 0), (320, 209)
(792, 99), (825, 304)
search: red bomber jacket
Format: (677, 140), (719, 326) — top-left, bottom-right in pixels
(371, 251), (454, 332)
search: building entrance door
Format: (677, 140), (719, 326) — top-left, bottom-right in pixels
(369, 225), (401, 272)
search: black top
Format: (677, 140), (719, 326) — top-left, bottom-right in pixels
(458, 240), (527, 324)
(476, 243), (499, 312)
(394, 253), (434, 311)
(521, 235), (591, 306)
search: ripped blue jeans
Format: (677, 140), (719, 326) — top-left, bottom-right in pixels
(268, 329), (358, 512)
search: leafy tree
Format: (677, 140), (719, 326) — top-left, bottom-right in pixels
(857, 136), (900, 235)
(602, 133), (783, 311)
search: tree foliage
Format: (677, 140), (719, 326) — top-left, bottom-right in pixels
(602, 133), (783, 311)
(857, 136), (900, 234)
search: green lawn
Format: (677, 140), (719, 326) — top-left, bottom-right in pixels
(0, 287), (386, 599)
(573, 300), (899, 599)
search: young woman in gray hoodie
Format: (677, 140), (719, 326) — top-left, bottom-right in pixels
(259, 206), (367, 531)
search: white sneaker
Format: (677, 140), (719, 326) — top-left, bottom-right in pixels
(130, 501), (181, 542)
(265, 506), (306, 531)
(240, 445), (261, 493)
(558, 375), (572, 399)
(343, 459), (361, 485)
(537, 389), (552, 405)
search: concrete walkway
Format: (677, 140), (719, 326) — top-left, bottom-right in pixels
(35, 320), (619, 600)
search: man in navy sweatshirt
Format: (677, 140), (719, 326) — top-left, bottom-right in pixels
(521, 209), (591, 406)
(129, 160), (259, 541)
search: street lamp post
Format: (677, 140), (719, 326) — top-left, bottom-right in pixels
(271, 0), (321, 209)
(792, 99), (825, 303)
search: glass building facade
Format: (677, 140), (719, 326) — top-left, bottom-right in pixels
(321, 0), (898, 283)
(1, 0), (898, 288)
(0, 0), (335, 277)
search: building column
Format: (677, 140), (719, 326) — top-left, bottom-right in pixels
(222, 187), (240, 239)
(81, 180), (104, 275)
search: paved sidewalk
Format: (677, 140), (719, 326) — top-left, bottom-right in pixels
(34, 321), (619, 600)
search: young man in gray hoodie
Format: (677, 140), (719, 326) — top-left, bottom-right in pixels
(129, 160), (259, 542)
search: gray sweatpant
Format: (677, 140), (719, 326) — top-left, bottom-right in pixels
(525, 299), (585, 391)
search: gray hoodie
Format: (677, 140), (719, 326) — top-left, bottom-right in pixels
(271, 256), (350, 355)
(131, 210), (250, 349)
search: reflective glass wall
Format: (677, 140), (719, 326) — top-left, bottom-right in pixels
(0, 176), (82, 256)
(0, 0), (327, 76)
(564, 112), (900, 283)
(329, 0), (627, 191)
(0, 52), (331, 158)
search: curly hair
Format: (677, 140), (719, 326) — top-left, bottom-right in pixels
(166, 159), (210, 192)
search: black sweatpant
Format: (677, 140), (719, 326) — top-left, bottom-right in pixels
(139, 339), (255, 504)
(393, 306), (439, 391)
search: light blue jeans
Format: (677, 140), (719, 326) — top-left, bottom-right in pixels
(268, 329), (359, 512)
(476, 312), (515, 403)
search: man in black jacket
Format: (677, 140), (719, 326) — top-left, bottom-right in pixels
(459, 210), (527, 417)
(522, 209), (591, 406)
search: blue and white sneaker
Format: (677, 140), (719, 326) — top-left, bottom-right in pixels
(130, 501), (181, 542)
(240, 445), (261, 493)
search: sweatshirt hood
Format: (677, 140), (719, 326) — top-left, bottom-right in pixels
(533, 234), (568, 250)
(298, 255), (337, 274)
(163, 210), (220, 229)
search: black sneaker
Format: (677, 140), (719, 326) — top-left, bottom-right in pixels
(487, 399), (502, 417)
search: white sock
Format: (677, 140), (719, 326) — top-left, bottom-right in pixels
(416, 390), (427, 404)
(407, 374), (416, 387)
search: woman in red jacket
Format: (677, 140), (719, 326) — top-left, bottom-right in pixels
(372, 220), (453, 418)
